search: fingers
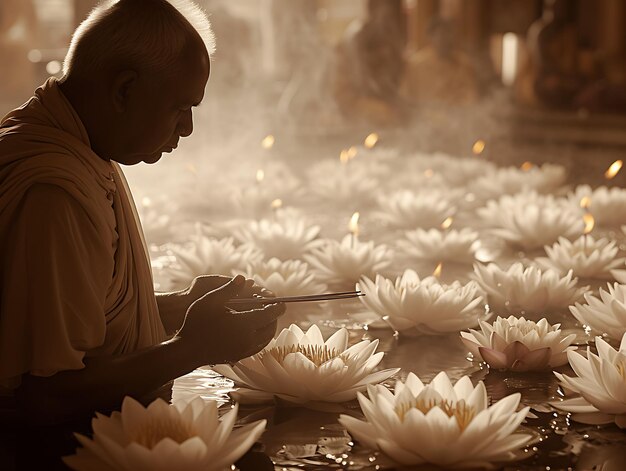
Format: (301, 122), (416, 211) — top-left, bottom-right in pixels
(197, 274), (246, 305)
(235, 303), (285, 330)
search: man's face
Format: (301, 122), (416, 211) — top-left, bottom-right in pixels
(115, 50), (210, 165)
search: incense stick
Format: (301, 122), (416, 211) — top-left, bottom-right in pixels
(226, 291), (364, 305)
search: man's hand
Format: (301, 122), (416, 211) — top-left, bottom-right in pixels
(177, 275), (285, 364)
(186, 275), (274, 304)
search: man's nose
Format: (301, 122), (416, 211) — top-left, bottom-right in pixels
(177, 109), (194, 138)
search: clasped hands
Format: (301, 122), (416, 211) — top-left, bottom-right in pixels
(175, 275), (285, 365)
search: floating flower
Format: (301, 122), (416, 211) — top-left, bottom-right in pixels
(472, 263), (587, 318)
(397, 228), (480, 264)
(469, 164), (566, 204)
(535, 236), (625, 279)
(552, 333), (626, 428)
(357, 270), (487, 334)
(245, 258), (327, 297)
(234, 218), (322, 261)
(213, 324), (399, 405)
(569, 185), (626, 228)
(569, 283), (626, 340)
(460, 316), (577, 372)
(165, 236), (262, 290)
(64, 396), (266, 471)
(374, 190), (455, 230)
(304, 236), (393, 286)
(477, 191), (583, 250)
(338, 371), (532, 468)
(306, 160), (379, 207)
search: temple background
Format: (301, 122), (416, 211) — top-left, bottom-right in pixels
(1, 0), (625, 188)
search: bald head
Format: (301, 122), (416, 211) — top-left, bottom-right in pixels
(63, 0), (215, 80)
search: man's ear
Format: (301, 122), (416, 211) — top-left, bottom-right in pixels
(112, 70), (138, 113)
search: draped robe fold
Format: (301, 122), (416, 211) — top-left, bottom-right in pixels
(0, 78), (166, 390)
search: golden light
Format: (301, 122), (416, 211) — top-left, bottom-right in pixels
(520, 161), (534, 172)
(256, 169), (265, 183)
(579, 196), (591, 209)
(349, 211), (360, 237)
(364, 132), (379, 149)
(472, 139), (485, 155)
(605, 160), (623, 179)
(583, 213), (595, 234)
(424, 169), (434, 178)
(347, 146), (358, 159)
(441, 217), (453, 229)
(433, 262), (443, 278)
(271, 198), (283, 210)
(141, 197), (152, 207)
(339, 149), (349, 163)
(261, 134), (275, 149)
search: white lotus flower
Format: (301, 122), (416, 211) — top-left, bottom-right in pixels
(404, 151), (497, 187)
(306, 160), (379, 206)
(338, 371), (532, 468)
(477, 191), (583, 250)
(165, 236), (262, 290)
(460, 316), (577, 372)
(397, 228), (480, 264)
(473, 263), (588, 318)
(245, 258), (327, 297)
(552, 333), (626, 428)
(535, 236), (625, 279)
(357, 270), (487, 334)
(569, 283), (626, 340)
(63, 396), (266, 471)
(213, 324), (399, 405)
(569, 185), (626, 228)
(234, 218), (322, 261)
(469, 164), (566, 204)
(374, 190), (455, 230)
(304, 235), (393, 286)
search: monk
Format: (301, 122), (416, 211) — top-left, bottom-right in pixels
(0, 0), (284, 426)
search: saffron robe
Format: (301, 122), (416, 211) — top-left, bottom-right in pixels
(0, 78), (166, 390)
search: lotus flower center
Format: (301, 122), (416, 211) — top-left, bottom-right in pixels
(264, 344), (342, 367)
(395, 398), (476, 431)
(131, 416), (197, 449)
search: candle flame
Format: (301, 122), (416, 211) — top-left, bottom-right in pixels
(364, 132), (379, 149)
(579, 196), (591, 209)
(424, 169), (434, 178)
(472, 140), (485, 155)
(261, 134), (275, 149)
(583, 213), (595, 234)
(433, 262), (443, 278)
(605, 160), (623, 179)
(271, 198), (283, 209)
(441, 217), (453, 229)
(256, 169), (265, 183)
(347, 146), (358, 159)
(340, 149), (350, 163)
(349, 211), (360, 236)
(520, 161), (534, 172)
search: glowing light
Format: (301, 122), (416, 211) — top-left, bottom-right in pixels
(347, 146), (358, 159)
(520, 161), (534, 172)
(433, 262), (443, 278)
(441, 217), (453, 229)
(349, 212), (360, 237)
(261, 135), (275, 149)
(27, 49), (42, 63)
(364, 133), (379, 149)
(583, 213), (595, 234)
(256, 169), (265, 183)
(339, 149), (350, 163)
(270, 198), (283, 210)
(605, 160), (623, 179)
(579, 196), (591, 209)
(141, 197), (152, 207)
(46, 60), (62, 75)
(424, 169), (434, 178)
(472, 140), (485, 155)
(501, 33), (519, 87)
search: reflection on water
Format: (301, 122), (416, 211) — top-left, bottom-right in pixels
(173, 298), (626, 470)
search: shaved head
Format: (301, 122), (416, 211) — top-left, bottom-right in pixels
(63, 0), (215, 79)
